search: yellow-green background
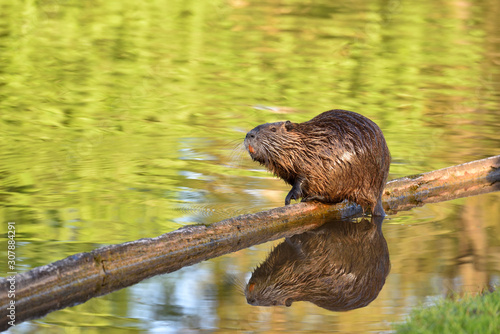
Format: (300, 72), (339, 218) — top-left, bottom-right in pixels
(0, 0), (499, 332)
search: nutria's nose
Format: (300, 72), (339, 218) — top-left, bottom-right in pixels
(246, 129), (256, 139)
(247, 298), (256, 305)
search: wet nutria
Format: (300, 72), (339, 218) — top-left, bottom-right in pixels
(245, 216), (390, 311)
(244, 109), (391, 216)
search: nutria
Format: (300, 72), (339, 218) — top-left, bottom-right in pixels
(245, 216), (390, 311)
(244, 109), (391, 216)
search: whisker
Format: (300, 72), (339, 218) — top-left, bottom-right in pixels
(225, 273), (248, 296)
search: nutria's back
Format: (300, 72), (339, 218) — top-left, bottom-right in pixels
(244, 109), (390, 215)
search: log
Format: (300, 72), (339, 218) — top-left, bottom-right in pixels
(0, 155), (499, 330)
(384, 155), (500, 212)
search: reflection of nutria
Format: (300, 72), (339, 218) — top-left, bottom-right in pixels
(244, 109), (391, 216)
(245, 216), (390, 311)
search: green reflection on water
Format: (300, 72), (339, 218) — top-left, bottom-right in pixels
(1, 0), (499, 332)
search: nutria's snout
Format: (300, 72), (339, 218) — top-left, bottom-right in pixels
(245, 134), (256, 154)
(244, 127), (260, 156)
(245, 128), (256, 140)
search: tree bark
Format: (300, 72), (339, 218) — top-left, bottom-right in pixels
(1, 155), (499, 330)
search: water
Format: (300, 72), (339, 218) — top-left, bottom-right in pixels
(1, 0), (499, 332)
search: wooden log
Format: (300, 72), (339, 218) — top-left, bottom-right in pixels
(0, 155), (499, 330)
(383, 155), (500, 212)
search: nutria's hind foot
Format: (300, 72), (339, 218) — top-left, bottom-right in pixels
(372, 199), (386, 217)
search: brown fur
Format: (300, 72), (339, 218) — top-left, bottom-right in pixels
(244, 109), (391, 215)
(245, 216), (390, 311)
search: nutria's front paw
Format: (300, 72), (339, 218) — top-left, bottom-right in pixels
(285, 189), (301, 205)
(285, 178), (305, 205)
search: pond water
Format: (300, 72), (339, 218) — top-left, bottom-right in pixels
(1, 0), (500, 332)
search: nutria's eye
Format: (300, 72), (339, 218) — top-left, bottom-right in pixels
(285, 298), (293, 307)
(270, 127), (277, 132)
(285, 120), (294, 131)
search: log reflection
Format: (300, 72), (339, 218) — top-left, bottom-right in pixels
(245, 216), (390, 311)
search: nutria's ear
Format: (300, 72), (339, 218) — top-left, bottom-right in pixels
(285, 120), (294, 131)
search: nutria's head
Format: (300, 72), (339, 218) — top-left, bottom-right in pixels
(245, 280), (295, 307)
(244, 121), (296, 161)
(244, 121), (302, 178)
(245, 247), (299, 308)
